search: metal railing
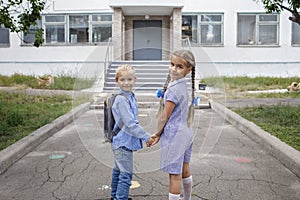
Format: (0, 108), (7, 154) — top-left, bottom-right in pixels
(103, 37), (113, 86)
(104, 37), (113, 73)
(182, 37), (192, 51)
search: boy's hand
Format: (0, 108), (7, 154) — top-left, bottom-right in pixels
(146, 136), (155, 147)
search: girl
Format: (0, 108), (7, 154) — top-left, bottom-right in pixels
(151, 49), (195, 200)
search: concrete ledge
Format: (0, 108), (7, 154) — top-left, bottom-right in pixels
(210, 100), (300, 178)
(0, 102), (91, 175)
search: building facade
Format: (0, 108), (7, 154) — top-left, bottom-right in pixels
(0, 0), (299, 78)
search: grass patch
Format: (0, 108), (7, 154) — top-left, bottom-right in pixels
(234, 105), (300, 151)
(203, 76), (300, 99)
(204, 76), (300, 92)
(0, 91), (74, 151)
(0, 73), (96, 90)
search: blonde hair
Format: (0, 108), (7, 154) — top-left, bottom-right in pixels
(115, 64), (136, 82)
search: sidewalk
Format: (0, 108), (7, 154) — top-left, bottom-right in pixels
(0, 92), (299, 200)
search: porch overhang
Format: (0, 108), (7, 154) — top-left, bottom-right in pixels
(109, 0), (183, 15)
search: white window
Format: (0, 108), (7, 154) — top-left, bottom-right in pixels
(22, 20), (42, 45)
(69, 15), (89, 43)
(237, 14), (279, 46)
(44, 15), (66, 44)
(182, 13), (223, 46)
(0, 26), (10, 47)
(43, 13), (112, 45)
(292, 22), (300, 46)
(182, 15), (198, 43)
(91, 14), (112, 43)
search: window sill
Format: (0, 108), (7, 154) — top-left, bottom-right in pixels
(20, 43), (109, 47)
(0, 44), (10, 48)
(190, 43), (224, 47)
(236, 44), (280, 48)
(291, 44), (300, 47)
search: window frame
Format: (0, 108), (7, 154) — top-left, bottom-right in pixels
(237, 13), (280, 47)
(43, 15), (67, 45)
(0, 26), (10, 47)
(41, 13), (113, 46)
(90, 14), (113, 44)
(291, 22), (300, 46)
(182, 13), (224, 47)
(21, 20), (42, 46)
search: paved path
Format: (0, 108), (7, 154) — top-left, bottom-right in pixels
(0, 103), (300, 200)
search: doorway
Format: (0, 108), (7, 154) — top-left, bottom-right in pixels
(133, 20), (162, 60)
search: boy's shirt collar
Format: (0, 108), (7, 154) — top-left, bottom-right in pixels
(119, 89), (134, 98)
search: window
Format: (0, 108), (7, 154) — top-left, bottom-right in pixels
(44, 15), (66, 44)
(0, 26), (9, 47)
(42, 13), (112, 45)
(182, 15), (198, 43)
(22, 20), (42, 45)
(91, 14), (112, 43)
(292, 22), (300, 46)
(237, 14), (279, 46)
(69, 15), (89, 43)
(182, 13), (223, 45)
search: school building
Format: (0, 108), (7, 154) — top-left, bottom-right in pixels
(0, 0), (299, 91)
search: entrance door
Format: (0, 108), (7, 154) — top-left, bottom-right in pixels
(133, 20), (162, 60)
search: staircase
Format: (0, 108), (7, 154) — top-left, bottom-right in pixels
(103, 61), (170, 92)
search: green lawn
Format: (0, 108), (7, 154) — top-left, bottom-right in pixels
(203, 76), (300, 151)
(234, 105), (300, 151)
(0, 73), (95, 90)
(0, 91), (73, 150)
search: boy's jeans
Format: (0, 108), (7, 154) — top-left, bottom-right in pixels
(111, 145), (133, 200)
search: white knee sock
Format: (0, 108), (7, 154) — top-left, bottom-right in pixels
(169, 193), (180, 200)
(182, 176), (193, 200)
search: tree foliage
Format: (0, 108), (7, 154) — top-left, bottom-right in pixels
(0, 0), (46, 47)
(259, 0), (300, 25)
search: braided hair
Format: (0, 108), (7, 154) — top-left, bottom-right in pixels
(158, 49), (196, 127)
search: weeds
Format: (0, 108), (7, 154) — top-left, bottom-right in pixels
(0, 73), (96, 90)
(0, 91), (73, 150)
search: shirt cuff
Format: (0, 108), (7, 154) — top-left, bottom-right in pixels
(143, 134), (150, 143)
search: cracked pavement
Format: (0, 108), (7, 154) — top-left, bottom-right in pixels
(0, 107), (299, 200)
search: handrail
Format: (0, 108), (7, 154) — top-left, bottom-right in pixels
(104, 37), (113, 74)
(103, 37), (113, 87)
(182, 37), (192, 51)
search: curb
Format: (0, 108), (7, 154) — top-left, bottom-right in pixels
(210, 100), (300, 178)
(0, 102), (91, 175)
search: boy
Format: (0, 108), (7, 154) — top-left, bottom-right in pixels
(110, 64), (154, 200)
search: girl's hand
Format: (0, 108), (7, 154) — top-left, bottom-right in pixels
(146, 136), (155, 147)
(150, 133), (160, 146)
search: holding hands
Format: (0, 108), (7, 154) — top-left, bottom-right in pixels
(146, 133), (161, 147)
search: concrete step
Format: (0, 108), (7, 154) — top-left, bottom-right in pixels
(103, 61), (170, 91)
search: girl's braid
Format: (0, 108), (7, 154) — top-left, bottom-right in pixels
(162, 73), (171, 94)
(191, 64), (195, 102)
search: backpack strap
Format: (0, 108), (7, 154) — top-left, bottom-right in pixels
(113, 93), (133, 132)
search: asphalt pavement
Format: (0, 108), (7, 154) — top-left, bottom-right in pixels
(0, 91), (300, 200)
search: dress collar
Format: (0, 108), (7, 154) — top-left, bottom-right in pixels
(168, 77), (186, 88)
